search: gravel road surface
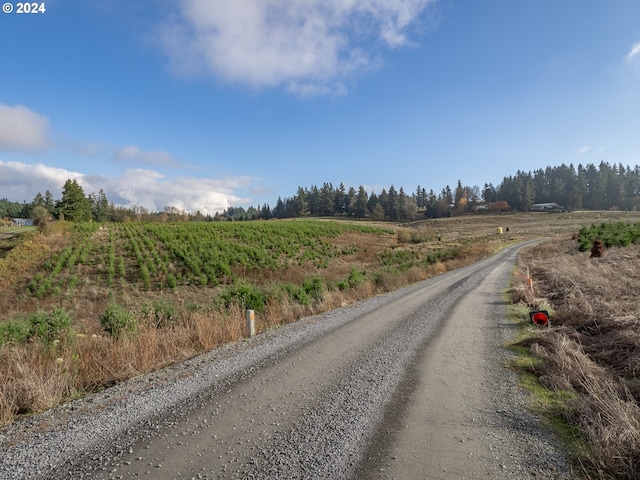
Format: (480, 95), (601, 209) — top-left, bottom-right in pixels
(0, 241), (573, 479)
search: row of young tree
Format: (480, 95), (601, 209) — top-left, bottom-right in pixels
(1, 161), (639, 225)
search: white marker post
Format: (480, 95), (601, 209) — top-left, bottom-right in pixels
(246, 309), (255, 338)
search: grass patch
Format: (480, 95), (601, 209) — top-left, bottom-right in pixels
(509, 238), (640, 479)
(505, 304), (595, 476)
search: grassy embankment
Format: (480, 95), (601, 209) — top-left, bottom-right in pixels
(510, 218), (640, 479)
(0, 216), (505, 426)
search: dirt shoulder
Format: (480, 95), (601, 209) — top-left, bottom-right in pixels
(356, 241), (572, 479)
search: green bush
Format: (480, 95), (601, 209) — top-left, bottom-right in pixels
(101, 303), (137, 339)
(577, 222), (640, 251)
(0, 308), (73, 346)
(0, 319), (31, 345)
(28, 308), (73, 344)
(283, 283), (310, 306)
(219, 281), (267, 313)
(347, 267), (365, 287)
(302, 276), (324, 303)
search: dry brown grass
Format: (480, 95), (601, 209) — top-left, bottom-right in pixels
(0, 220), (500, 427)
(3, 211), (639, 430)
(514, 237), (640, 479)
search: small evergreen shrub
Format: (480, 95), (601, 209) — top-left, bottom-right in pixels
(219, 281), (267, 313)
(101, 303), (137, 339)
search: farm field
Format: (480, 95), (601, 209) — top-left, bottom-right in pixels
(1, 210), (639, 430)
(2, 210), (634, 327)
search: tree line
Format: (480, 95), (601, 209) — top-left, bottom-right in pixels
(1, 161), (639, 225)
(223, 161), (640, 221)
(1, 180), (109, 225)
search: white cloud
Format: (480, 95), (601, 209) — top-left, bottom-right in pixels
(104, 169), (251, 214)
(112, 145), (182, 167)
(627, 41), (640, 64)
(0, 160), (83, 202)
(578, 146), (591, 155)
(0, 104), (51, 152)
(158, 0), (435, 95)
(0, 161), (252, 215)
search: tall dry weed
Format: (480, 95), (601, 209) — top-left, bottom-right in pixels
(515, 239), (640, 478)
(0, 346), (76, 422)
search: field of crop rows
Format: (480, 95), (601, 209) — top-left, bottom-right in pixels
(22, 221), (394, 299)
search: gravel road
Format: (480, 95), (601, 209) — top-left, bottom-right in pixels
(0, 241), (573, 479)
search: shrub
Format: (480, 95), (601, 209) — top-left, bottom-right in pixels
(347, 267), (365, 287)
(283, 283), (310, 306)
(142, 299), (177, 329)
(219, 281), (267, 313)
(101, 303), (137, 339)
(0, 319), (31, 345)
(28, 308), (73, 344)
(302, 276), (324, 303)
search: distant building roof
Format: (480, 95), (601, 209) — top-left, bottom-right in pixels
(530, 202), (564, 211)
(531, 203), (559, 207)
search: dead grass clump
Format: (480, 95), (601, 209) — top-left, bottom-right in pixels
(569, 318), (640, 379)
(0, 346), (77, 423)
(371, 270), (404, 292)
(518, 332), (640, 478)
(429, 261), (447, 275)
(404, 266), (428, 284)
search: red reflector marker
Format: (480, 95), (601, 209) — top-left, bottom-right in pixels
(529, 310), (550, 327)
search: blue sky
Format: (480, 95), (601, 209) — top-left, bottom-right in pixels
(1, 0), (639, 215)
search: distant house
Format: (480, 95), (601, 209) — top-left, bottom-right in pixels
(12, 218), (34, 226)
(530, 203), (565, 212)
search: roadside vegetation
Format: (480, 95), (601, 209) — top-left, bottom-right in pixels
(511, 221), (640, 479)
(0, 216), (503, 426)
(3, 210), (640, 480)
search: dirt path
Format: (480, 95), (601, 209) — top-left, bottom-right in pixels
(355, 243), (569, 479)
(1, 241), (572, 479)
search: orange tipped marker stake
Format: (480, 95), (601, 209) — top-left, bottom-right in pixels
(529, 310), (550, 327)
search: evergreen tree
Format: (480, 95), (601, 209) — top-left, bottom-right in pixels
(320, 183), (334, 216)
(482, 183), (497, 203)
(366, 191), (379, 215)
(334, 182), (346, 214)
(346, 186), (357, 215)
(273, 197), (286, 219)
(57, 179), (92, 222)
(355, 186), (368, 218)
(424, 190), (439, 218)
(307, 186), (320, 215)
(88, 189), (109, 222)
(294, 187), (308, 217)
(44, 190), (56, 215)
